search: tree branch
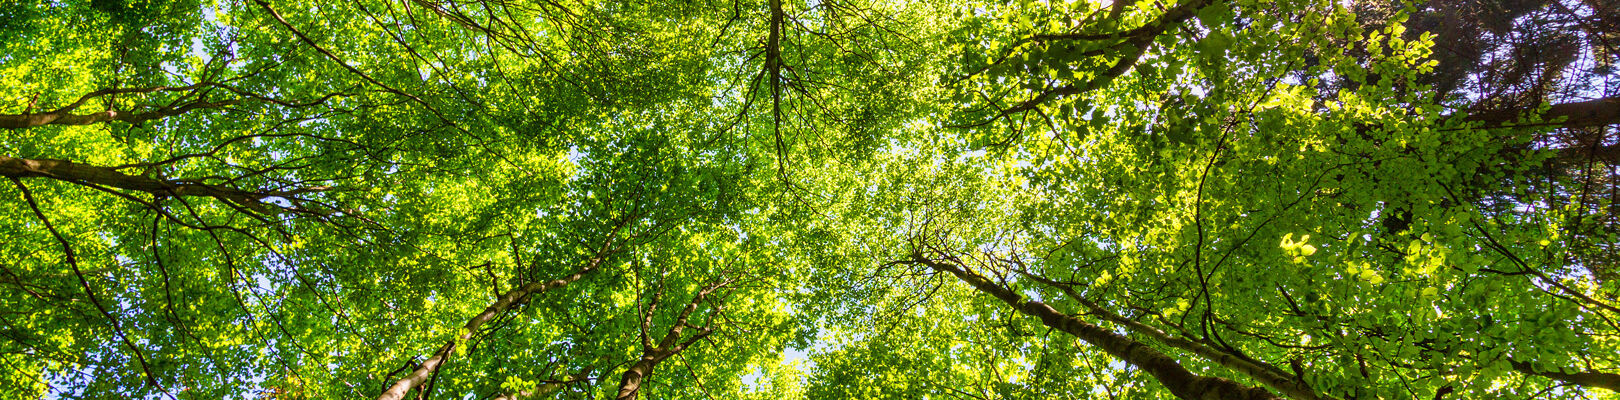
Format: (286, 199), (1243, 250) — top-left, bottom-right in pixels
(375, 216), (633, 400)
(907, 251), (1282, 400)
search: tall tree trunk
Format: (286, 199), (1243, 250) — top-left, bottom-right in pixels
(911, 254), (1283, 400)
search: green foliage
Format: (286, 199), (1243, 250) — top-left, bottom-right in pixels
(1, 0), (1616, 399)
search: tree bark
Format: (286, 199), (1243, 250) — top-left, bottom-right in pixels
(612, 326), (711, 400)
(0, 156), (313, 209)
(613, 317), (712, 400)
(614, 354), (665, 400)
(1021, 272), (1326, 400)
(1510, 360), (1620, 392)
(613, 277), (729, 400)
(912, 254), (1283, 400)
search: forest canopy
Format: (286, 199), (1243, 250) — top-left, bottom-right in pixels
(2, 0), (1618, 398)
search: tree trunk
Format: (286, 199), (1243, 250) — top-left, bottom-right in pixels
(614, 354), (663, 400)
(613, 277), (729, 400)
(375, 258), (609, 400)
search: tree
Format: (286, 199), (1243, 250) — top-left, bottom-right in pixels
(2, 0), (1616, 398)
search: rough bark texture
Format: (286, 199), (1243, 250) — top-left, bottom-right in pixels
(614, 355), (663, 400)
(612, 329), (707, 400)
(375, 258), (608, 400)
(1511, 360), (1620, 392)
(914, 255), (1282, 400)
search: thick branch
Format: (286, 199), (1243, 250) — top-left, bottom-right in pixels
(961, 0), (1212, 125)
(1464, 97), (1620, 129)
(0, 100), (239, 129)
(992, 36), (1152, 117)
(911, 254), (1281, 400)
(0, 156), (324, 212)
(1017, 268), (1325, 400)
(376, 251), (618, 400)
(1029, 0), (1212, 43)
(766, 0), (789, 178)
(1511, 360), (1620, 392)
(614, 277), (731, 400)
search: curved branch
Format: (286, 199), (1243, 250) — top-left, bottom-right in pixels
(1011, 263), (1327, 400)
(0, 156), (327, 213)
(9, 178), (171, 398)
(908, 252), (1282, 400)
(955, 0), (1215, 127)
